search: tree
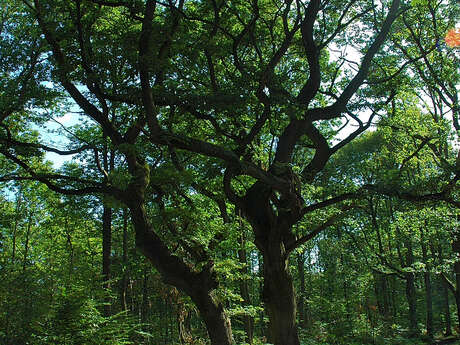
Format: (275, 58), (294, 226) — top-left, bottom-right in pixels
(1, 0), (458, 344)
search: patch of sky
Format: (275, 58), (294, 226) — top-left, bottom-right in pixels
(32, 82), (88, 168)
(33, 110), (81, 168)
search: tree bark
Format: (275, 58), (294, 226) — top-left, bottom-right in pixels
(262, 244), (300, 345)
(241, 181), (301, 345)
(191, 290), (234, 345)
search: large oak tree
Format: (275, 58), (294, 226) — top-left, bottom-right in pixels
(1, 0), (458, 344)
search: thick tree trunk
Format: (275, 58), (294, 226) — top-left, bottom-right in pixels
(129, 202), (233, 345)
(263, 247), (300, 345)
(191, 290), (234, 345)
(242, 182), (301, 345)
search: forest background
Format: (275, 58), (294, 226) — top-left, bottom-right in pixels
(0, 0), (459, 344)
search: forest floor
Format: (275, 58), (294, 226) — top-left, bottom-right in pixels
(305, 335), (460, 345)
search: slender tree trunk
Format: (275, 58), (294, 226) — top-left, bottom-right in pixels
(258, 252), (267, 340)
(238, 232), (254, 344)
(454, 260), (460, 331)
(22, 211), (33, 272)
(390, 276), (397, 319)
(420, 225), (433, 337)
(396, 224), (418, 336)
(120, 208), (129, 311)
(141, 268), (149, 323)
(436, 243), (453, 336)
(102, 205), (112, 316)
(370, 197), (390, 319)
(405, 272), (418, 335)
(64, 216), (74, 281)
(102, 144), (113, 316)
(405, 240), (418, 336)
(11, 189), (22, 265)
(422, 267), (433, 337)
(451, 229), (460, 331)
(442, 277), (453, 336)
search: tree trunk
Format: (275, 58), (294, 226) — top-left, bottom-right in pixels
(238, 232), (254, 344)
(454, 260), (460, 331)
(120, 208), (129, 311)
(452, 230), (460, 331)
(405, 272), (418, 335)
(190, 290), (234, 345)
(241, 182), (301, 345)
(64, 216), (74, 280)
(11, 189), (22, 265)
(405, 240), (418, 336)
(102, 205), (112, 316)
(263, 246), (300, 345)
(22, 211), (33, 272)
(420, 225), (433, 337)
(396, 225), (418, 336)
(129, 202), (234, 345)
(258, 252), (267, 339)
(141, 268), (149, 323)
(436, 243), (452, 336)
(371, 197), (390, 319)
(442, 278), (452, 336)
